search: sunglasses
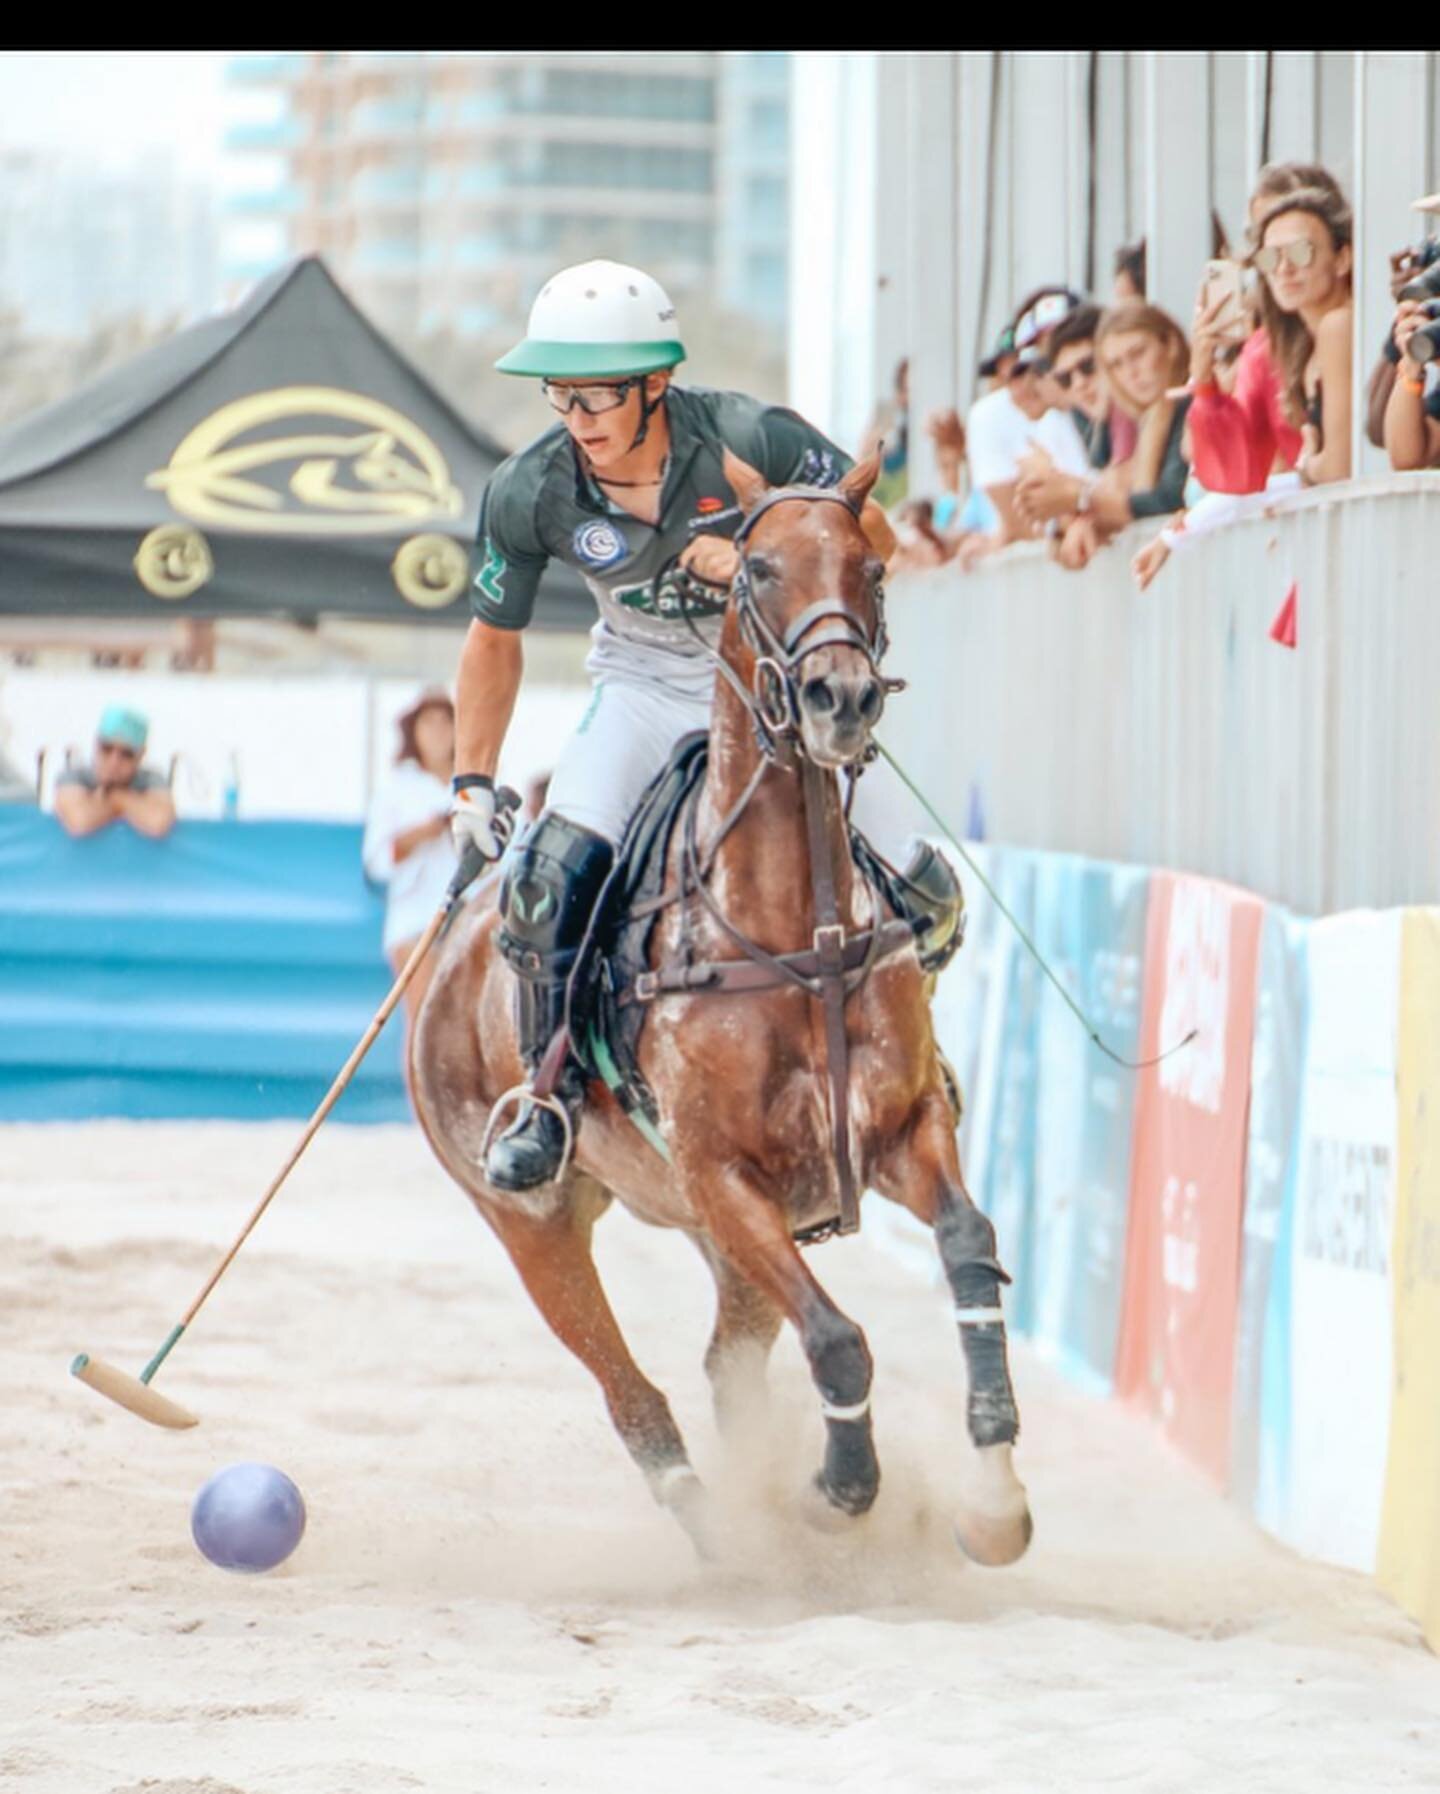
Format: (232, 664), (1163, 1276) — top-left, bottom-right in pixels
(1052, 354), (1096, 391)
(1254, 238), (1318, 275)
(540, 378), (641, 416)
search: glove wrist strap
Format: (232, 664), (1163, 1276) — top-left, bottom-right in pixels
(452, 772), (495, 795)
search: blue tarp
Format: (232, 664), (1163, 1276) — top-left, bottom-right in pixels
(0, 808), (407, 1121)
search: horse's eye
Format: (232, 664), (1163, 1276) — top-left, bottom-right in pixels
(865, 558), (886, 588)
(748, 555), (776, 583)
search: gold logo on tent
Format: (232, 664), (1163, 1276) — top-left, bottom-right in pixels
(391, 534), (468, 609)
(134, 525), (214, 600)
(146, 386), (463, 536)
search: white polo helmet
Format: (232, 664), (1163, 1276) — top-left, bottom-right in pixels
(495, 259), (686, 379)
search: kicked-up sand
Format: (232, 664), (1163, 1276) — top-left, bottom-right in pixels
(2, 1121), (1436, 1794)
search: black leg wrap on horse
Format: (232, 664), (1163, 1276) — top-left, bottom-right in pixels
(488, 814), (614, 1191)
(936, 1205), (1020, 1449)
(805, 1310), (879, 1514)
(820, 1416), (881, 1515)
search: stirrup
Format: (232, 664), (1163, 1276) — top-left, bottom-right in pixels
(480, 1083), (577, 1184)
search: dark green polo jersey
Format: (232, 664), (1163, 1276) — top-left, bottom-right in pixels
(470, 385), (852, 667)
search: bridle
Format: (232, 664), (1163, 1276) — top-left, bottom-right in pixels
(674, 485), (900, 765)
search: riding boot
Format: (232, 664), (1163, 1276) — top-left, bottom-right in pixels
(486, 814), (614, 1194)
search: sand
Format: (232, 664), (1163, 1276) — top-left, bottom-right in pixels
(3, 1121), (1437, 1794)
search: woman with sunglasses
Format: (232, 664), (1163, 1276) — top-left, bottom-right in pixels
(1188, 163), (1346, 495)
(446, 259), (943, 1194)
(1251, 186), (1353, 486)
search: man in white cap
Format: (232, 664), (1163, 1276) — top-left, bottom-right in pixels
(54, 703), (175, 840)
(451, 259), (965, 1192)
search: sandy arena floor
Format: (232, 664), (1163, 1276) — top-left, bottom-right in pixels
(3, 1121), (1437, 1794)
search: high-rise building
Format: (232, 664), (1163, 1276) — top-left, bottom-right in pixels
(220, 51), (788, 341)
(0, 149), (218, 339)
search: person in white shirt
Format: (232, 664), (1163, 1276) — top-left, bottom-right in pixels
(963, 289), (1091, 558)
(362, 688), (458, 1031)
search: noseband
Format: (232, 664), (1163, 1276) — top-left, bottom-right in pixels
(674, 485), (901, 764)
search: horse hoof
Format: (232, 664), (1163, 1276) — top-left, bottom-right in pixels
(953, 1503), (1033, 1566)
(800, 1472), (875, 1531)
(657, 1468), (721, 1561)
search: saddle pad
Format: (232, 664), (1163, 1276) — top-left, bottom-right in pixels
(571, 731), (709, 1120)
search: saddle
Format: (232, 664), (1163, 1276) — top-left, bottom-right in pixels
(567, 733), (921, 1158)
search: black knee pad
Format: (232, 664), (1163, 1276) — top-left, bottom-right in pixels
(497, 812), (614, 982)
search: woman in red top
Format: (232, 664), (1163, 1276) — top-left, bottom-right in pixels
(1187, 162), (1344, 494)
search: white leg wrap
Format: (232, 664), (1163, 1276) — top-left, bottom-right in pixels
(954, 1307), (1006, 1326)
(654, 1463), (697, 1499)
(819, 1396), (872, 1423)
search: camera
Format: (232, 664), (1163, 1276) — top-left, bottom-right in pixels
(1398, 238), (1440, 301)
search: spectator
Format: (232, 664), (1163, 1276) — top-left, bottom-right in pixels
(1013, 304), (1128, 519)
(1086, 302), (1192, 534)
(1113, 240), (1146, 301)
(1188, 162), (1345, 494)
(1252, 185), (1353, 485)
(54, 704), (175, 840)
(963, 289), (1090, 551)
(1384, 290), (1440, 468)
(362, 688), (458, 1026)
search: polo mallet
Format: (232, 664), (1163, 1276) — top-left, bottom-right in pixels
(70, 799), (516, 1430)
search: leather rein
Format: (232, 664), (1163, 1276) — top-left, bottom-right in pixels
(624, 487), (912, 1241)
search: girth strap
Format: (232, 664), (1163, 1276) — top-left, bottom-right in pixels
(618, 917), (915, 1006)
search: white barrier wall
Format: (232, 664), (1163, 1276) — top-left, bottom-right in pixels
(879, 476), (1440, 916)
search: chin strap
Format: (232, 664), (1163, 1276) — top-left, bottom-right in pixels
(627, 381), (663, 453)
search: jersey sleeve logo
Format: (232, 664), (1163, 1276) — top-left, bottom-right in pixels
(474, 539), (508, 606)
(572, 519), (629, 570)
(798, 447), (841, 487)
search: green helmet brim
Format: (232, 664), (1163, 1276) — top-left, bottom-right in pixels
(494, 338), (686, 378)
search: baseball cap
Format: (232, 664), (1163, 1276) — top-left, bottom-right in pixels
(978, 326), (1016, 378)
(96, 703), (148, 752)
(1013, 290), (1083, 368)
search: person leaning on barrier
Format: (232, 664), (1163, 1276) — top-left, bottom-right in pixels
(54, 704), (175, 841)
(1382, 245), (1440, 471)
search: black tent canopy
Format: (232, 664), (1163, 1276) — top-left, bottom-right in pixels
(0, 257), (588, 629)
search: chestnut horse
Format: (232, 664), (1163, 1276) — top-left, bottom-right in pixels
(410, 451), (1031, 1565)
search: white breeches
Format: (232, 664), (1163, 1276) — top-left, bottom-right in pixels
(542, 674), (917, 865)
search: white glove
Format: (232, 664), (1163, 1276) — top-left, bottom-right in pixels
(450, 778), (516, 864)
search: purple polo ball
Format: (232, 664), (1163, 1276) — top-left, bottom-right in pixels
(191, 1462), (306, 1574)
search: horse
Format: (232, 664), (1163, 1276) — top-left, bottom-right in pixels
(409, 449), (1032, 1566)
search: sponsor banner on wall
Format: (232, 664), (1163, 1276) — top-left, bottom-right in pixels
(1029, 854), (1150, 1395)
(1378, 909), (1440, 1644)
(974, 851), (1042, 1335)
(1282, 910), (1399, 1571)
(1116, 872), (1265, 1481)
(929, 840), (1006, 1210)
(1231, 907), (1308, 1530)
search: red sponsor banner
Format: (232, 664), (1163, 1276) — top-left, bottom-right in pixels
(1115, 871), (1265, 1481)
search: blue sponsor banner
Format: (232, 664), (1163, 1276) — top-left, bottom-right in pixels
(1029, 854), (1150, 1394)
(0, 807), (407, 1121)
(974, 851), (1041, 1335)
(1234, 907), (1309, 1527)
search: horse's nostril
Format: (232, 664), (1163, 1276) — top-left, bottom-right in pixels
(857, 678), (883, 724)
(803, 677), (836, 715)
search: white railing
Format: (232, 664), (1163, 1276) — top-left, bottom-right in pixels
(881, 475), (1440, 917)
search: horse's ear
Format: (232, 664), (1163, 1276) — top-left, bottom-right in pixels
(722, 447), (770, 516)
(838, 449), (882, 514)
